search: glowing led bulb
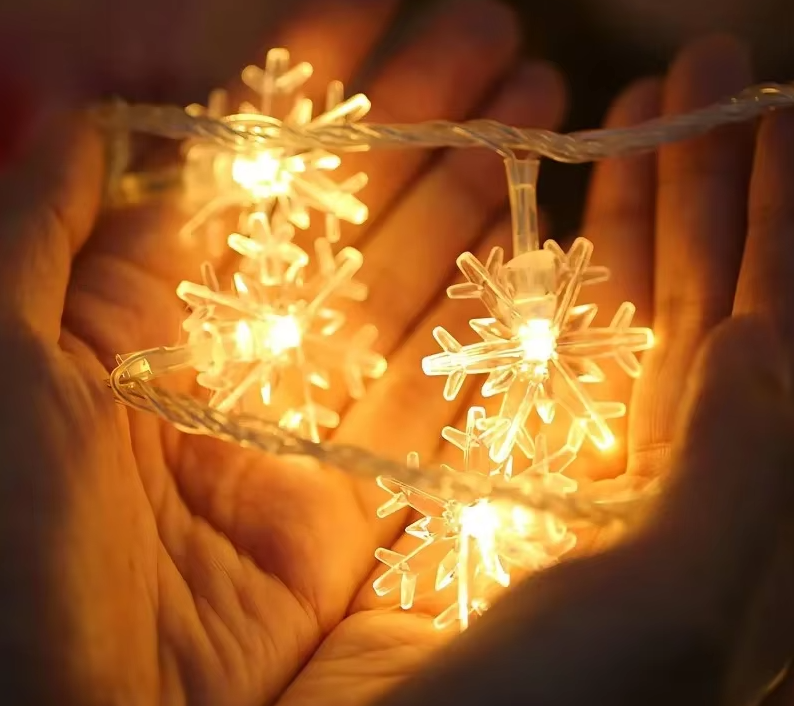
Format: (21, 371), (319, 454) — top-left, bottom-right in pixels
(517, 317), (556, 365)
(174, 213), (385, 441)
(373, 406), (580, 630)
(233, 314), (302, 358)
(183, 47), (370, 239)
(422, 238), (654, 463)
(231, 152), (300, 198)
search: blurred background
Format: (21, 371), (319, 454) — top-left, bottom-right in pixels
(392, 0), (794, 237)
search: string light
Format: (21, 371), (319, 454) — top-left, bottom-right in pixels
(423, 237), (654, 462)
(99, 81), (794, 164)
(122, 49), (385, 441)
(103, 49), (793, 632)
(372, 156), (653, 627)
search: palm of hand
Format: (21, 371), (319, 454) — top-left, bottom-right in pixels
(61, 230), (437, 706)
(2, 4), (569, 705)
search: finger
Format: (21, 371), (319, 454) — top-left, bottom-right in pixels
(64, 202), (207, 363)
(130, 0), (399, 168)
(629, 35), (754, 478)
(271, 0), (400, 94)
(645, 316), (794, 626)
(75, 0), (402, 359)
(0, 116), (104, 342)
(735, 112), (794, 374)
(377, 318), (794, 706)
(638, 316), (794, 704)
(323, 0), (525, 248)
(551, 77), (661, 480)
(583, 77), (661, 329)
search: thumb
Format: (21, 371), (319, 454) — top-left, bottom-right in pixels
(377, 316), (794, 706)
(647, 315), (794, 624)
(0, 113), (104, 341)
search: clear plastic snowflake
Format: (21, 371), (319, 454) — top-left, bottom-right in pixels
(183, 47), (370, 239)
(176, 212), (385, 442)
(422, 237), (654, 464)
(373, 405), (581, 631)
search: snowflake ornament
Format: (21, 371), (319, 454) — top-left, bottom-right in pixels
(177, 213), (385, 441)
(422, 237), (654, 464)
(373, 405), (581, 631)
(183, 47), (370, 239)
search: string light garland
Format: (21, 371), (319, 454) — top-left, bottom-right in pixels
(106, 48), (791, 630)
(155, 49), (385, 439)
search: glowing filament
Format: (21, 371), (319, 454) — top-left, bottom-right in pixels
(234, 315), (303, 358)
(517, 317), (556, 364)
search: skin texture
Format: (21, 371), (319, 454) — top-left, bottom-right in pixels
(1, 2), (794, 704)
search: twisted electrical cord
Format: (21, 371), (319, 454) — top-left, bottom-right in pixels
(110, 350), (651, 528)
(93, 82), (794, 163)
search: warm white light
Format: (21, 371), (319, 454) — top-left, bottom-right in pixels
(460, 501), (510, 587)
(264, 315), (303, 354)
(517, 317), (556, 364)
(231, 152), (296, 198)
(233, 315), (303, 358)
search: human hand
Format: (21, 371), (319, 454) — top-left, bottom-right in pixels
(374, 35), (794, 706)
(0, 2), (568, 705)
(0, 0), (299, 107)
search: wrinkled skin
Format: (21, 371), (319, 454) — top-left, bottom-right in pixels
(3, 1), (794, 704)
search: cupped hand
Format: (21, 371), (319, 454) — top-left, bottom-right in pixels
(0, 2), (568, 705)
(377, 35), (794, 706)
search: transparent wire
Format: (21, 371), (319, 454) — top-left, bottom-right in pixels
(93, 82), (794, 163)
(109, 350), (652, 528)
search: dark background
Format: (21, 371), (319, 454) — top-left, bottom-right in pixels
(391, 0), (794, 237)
